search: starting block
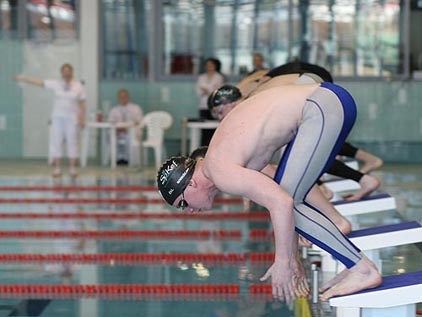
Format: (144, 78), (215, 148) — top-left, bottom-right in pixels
(348, 221), (422, 250)
(316, 221), (422, 272)
(324, 179), (361, 193)
(329, 271), (422, 317)
(333, 194), (396, 217)
(343, 159), (359, 170)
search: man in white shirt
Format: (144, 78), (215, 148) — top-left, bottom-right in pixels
(14, 64), (86, 177)
(108, 89), (143, 165)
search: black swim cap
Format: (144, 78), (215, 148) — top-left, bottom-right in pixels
(157, 156), (196, 205)
(208, 85), (242, 111)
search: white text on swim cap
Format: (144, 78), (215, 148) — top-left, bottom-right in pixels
(176, 168), (190, 184)
(160, 160), (178, 185)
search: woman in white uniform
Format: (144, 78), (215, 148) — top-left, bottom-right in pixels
(195, 58), (224, 146)
(14, 64), (86, 177)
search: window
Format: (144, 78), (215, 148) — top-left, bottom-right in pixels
(297, 0), (402, 77)
(161, 0), (294, 77)
(101, 0), (150, 80)
(159, 0), (405, 79)
(161, 0), (204, 76)
(26, 0), (77, 41)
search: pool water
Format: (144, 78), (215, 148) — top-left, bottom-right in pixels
(0, 162), (420, 317)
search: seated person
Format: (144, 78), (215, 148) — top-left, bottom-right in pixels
(108, 89), (143, 165)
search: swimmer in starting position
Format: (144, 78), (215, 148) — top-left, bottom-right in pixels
(157, 82), (381, 302)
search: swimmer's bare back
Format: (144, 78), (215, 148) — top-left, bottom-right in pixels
(205, 84), (319, 174)
(237, 73), (302, 98)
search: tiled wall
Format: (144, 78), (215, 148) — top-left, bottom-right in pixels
(0, 40), (23, 158)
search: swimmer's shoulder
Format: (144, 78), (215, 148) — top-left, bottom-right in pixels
(248, 83), (320, 100)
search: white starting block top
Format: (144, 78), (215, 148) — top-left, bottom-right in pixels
(344, 159), (359, 170)
(330, 271), (422, 308)
(313, 221), (422, 253)
(324, 179), (361, 193)
(333, 194), (396, 217)
(348, 221), (422, 251)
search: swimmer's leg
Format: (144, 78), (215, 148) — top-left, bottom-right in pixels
(327, 160), (381, 201)
(339, 142), (383, 174)
(274, 83), (380, 298)
(306, 185), (351, 234)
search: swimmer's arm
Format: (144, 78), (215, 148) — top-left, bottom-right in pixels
(241, 165), (275, 212)
(261, 164), (277, 178)
(213, 165), (297, 260)
(13, 75), (44, 86)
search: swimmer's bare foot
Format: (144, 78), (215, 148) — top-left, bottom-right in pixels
(319, 184), (333, 200)
(320, 268), (349, 293)
(346, 175), (380, 201)
(356, 150), (383, 174)
(360, 158), (383, 174)
(320, 256), (381, 301)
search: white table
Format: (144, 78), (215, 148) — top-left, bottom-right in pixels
(181, 119), (219, 155)
(81, 122), (138, 168)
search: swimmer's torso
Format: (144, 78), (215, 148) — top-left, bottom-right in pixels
(205, 83), (320, 177)
(249, 74), (302, 96)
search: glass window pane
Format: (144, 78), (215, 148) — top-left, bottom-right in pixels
(161, 0), (403, 78)
(26, 0), (77, 41)
(248, 0), (291, 70)
(296, 0), (402, 77)
(162, 0), (204, 75)
(0, 0), (19, 38)
(162, 0), (293, 77)
(102, 0), (150, 80)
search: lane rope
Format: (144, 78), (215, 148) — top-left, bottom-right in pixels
(0, 253), (274, 264)
(0, 230), (242, 240)
(0, 284), (241, 299)
(0, 211), (269, 221)
(0, 185), (157, 192)
(0, 197), (242, 204)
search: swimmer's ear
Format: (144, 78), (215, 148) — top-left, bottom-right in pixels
(188, 179), (197, 188)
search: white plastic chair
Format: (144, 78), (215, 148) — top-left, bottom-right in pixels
(141, 111), (173, 170)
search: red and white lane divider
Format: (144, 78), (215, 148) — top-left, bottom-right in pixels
(0, 197), (242, 205)
(0, 253), (275, 265)
(0, 197), (242, 204)
(0, 211), (269, 221)
(0, 230), (242, 240)
(0, 185), (157, 192)
(0, 284), (241, 300)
